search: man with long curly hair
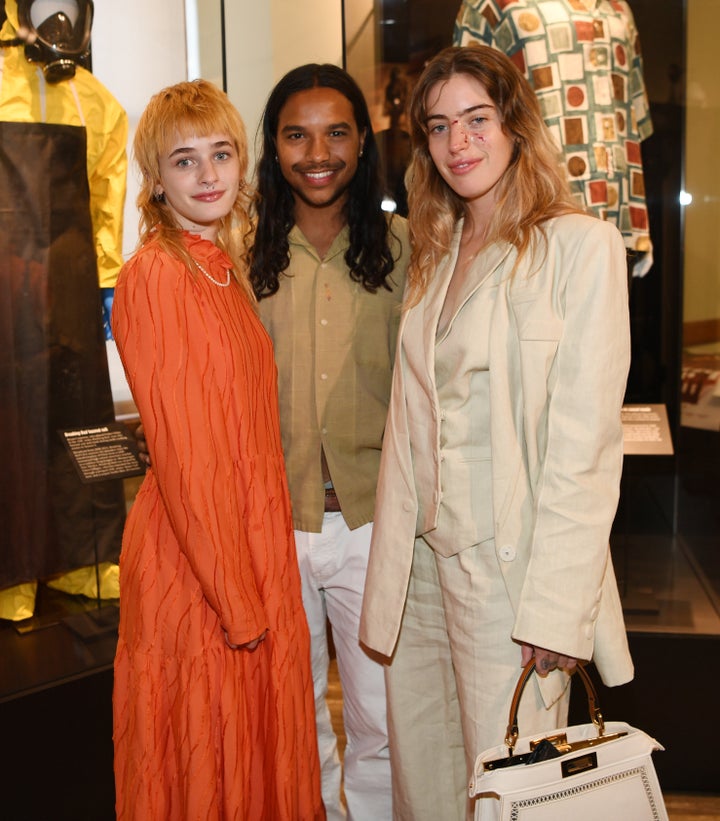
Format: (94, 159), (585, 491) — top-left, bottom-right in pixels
(250, 64), (410, 820)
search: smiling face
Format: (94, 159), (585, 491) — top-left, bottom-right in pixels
(275, 86), (365, 214)
(156, 132), (241, 243)
(425, 73), (515, 220)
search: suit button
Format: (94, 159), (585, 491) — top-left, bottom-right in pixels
(402, 500), (414, 512)
(499, 545), (516, 562)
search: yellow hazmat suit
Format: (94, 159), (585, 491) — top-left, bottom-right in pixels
(0, 0), (127, 619)
(0, 0), (127, 288)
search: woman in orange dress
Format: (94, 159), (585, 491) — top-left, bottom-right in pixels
(111, 79), (324, 820)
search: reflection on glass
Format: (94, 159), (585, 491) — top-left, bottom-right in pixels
(344, 0), (459, 216)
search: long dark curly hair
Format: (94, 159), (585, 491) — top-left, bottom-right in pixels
(250, 63), (398, 298)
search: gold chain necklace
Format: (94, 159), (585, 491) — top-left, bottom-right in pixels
(194, 260), (231, 287)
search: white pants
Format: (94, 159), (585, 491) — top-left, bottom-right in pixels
(295, 515), (392, 821)
(385, 538), (570, 821)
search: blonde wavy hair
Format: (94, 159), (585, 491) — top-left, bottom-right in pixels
(133, 79), (255, 300)
(406, 46), (581, 302)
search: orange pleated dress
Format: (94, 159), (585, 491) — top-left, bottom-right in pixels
(111, 232), (324, 820)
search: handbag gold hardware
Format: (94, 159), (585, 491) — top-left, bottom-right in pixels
(481, 659), (626, 771)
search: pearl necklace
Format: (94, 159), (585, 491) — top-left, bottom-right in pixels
(195, 260), (231, 287)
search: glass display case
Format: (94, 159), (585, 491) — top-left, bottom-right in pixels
(343, 0), (719, 618)
(1, 2), (718, 810)
(343, 0), (720, 791)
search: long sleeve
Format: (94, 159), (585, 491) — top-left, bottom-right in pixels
(512, 217), (630, 659)
(82, 79), (128, 288)
(113, 247), (267, 645)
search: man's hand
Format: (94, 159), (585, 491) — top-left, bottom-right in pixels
(134, 422), (151, 467)
(520, 643), (578, 677)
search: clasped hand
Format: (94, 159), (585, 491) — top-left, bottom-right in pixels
(224, 630), (267, 651)
(520, 643), (578, 676)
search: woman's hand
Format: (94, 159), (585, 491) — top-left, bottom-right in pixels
(520, 643), (578, 677)
(224, 629), (267, 651)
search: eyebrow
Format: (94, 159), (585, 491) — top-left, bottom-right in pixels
(425, 103), (495, 124)
(279, 121), (354, 134)
(167, 139), (233, 159)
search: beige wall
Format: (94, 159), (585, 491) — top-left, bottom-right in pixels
(92, 0), (344, 257)
(344, 0), (379, 124)
(226, 0), (343, 167)
(684, 0), (720, 334)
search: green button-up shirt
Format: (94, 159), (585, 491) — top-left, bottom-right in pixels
(258, 216), (409, 533)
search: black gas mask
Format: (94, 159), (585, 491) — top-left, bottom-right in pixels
(15, 0), (94, 83)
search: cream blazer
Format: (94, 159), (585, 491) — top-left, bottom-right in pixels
(359, 213), (634, 688)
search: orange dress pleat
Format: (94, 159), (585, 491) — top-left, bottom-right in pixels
(111, 233), (324, 820)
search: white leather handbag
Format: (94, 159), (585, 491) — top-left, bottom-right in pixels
(469, 660), (668, 820)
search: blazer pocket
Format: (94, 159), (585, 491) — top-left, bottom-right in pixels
(511, 288), (562, 341)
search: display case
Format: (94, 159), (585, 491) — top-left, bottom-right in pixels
(1, 2), (718, 813)
(343, 0), (720, 791)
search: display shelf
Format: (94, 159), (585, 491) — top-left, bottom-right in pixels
(0, 585), (118, 704)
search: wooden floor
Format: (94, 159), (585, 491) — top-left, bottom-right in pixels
(663, 794), (720, 820)
(327, 659), (720, 820)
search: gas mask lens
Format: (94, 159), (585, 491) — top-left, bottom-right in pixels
(31, 1), (80, 50)
(17, 0), (93, 81)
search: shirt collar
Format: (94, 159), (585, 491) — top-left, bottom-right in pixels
(288, 223), (351, 263)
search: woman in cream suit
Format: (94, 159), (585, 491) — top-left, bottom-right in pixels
(359, 46), (634, 820)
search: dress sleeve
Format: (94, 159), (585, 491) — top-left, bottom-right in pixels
(113, 249), (267, 645)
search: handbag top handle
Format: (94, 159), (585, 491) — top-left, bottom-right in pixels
(505, 660), (605, 754)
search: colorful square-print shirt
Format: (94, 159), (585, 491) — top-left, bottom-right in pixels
(454, 0), (653, 266)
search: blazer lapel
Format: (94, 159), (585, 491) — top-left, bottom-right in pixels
(436, 236), (514, 344)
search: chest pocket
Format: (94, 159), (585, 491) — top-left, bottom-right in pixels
(511, 283), (562, 342)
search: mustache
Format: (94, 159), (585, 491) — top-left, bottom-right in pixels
(292, 161), (345, 173)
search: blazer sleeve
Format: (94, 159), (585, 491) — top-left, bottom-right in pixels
(511, 218), (630, 660)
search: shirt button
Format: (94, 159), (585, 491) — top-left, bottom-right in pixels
(498, 545), (516, 562)
(321, 428), (328, 435)
(320, 318), (328, 326)
(320, 373), (328, 380)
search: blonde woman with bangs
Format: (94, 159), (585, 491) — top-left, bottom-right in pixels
(359, 46), (633, 820)
(111, 80), (323, 820)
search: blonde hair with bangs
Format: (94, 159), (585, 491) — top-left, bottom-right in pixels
(406, 46), (582, 302)
(133, 79), (254, 300)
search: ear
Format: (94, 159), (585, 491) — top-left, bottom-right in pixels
(359, 128), (367, 158)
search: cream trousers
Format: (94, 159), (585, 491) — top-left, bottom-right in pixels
(385, 537), (569, 821)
